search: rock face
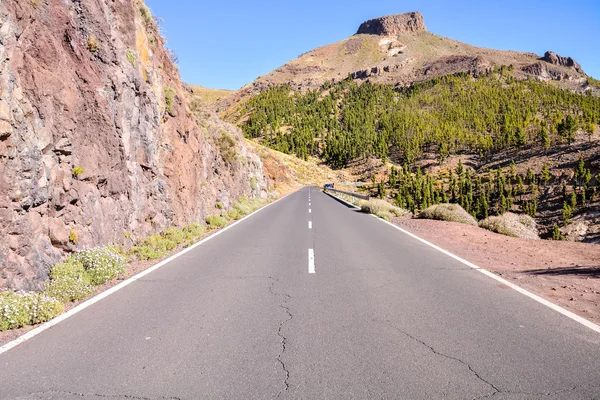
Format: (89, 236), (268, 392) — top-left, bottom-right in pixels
(0, 0), (268, 290)
(542, 51), (584, 74)
(357, 12), (426, 36)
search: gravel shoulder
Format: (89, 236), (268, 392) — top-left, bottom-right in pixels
(391, 216), (600, 325)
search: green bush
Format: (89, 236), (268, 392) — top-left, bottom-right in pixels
(206, 215), (228, 229)
(226, 209), (241, 221)
(233, 196), (262, 217)
(216, 130), (238, 164)
(417, 204), (477, 225)
(126, 49), (137, 66)
(164, 86), (175, 116)
(129, 223), (206, 261)
(45, 260), (95, 302)
(28, 293), (64, 325)
(71, 247), (126, 285)
(140, 3), (152, 25)
(0, 291), (64, 331)
(359, 198), (408, 220)
(215, 202), (224, 209)
(72, 166), (84, 177)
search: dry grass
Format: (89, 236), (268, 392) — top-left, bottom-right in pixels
(191, 85), (234, 106)
(479, 213), (540, 240)
(417, 204), (477, 225)
(359, 198), (409, 220)
(247, 140), (344, 190)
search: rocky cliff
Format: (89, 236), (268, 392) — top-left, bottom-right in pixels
(0, 0), (268, 290)
(356, 12), (426, 36)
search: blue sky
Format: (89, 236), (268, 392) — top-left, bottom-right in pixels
(145, 0), (599, 90)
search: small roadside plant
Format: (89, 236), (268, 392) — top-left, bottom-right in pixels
(417, 203), (477, 226)
(215, 202), (224, 209)
(44, 259), (95, 303)
(359, 198), (408, 221)
(232, 196), (263, 217)
(205, 215), (227, 229)
(71, 247), (126, 285)
(479, 213), (539, 240)
(129, 223), (206, 261)
(1, 291), (64, 331)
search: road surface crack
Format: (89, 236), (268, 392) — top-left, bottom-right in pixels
(381, 319), (500, 398)
(268, 277), (292, 398)
(22, 391), (182, 399)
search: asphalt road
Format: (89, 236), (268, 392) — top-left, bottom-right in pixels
(1, 187), (599, 399)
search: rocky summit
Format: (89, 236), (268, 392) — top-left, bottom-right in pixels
(356, 12), (426, 36)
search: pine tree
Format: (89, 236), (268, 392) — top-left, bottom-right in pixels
(552, 224), (563, 240)
(541, 163), (551, 186)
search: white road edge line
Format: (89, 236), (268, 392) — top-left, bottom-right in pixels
(371, 214), (600, 334)
(0, 191), (295, 356)
(309, 221), (312, 229)
(308, 249), (315, 274)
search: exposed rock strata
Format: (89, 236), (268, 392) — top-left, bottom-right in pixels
(0, 0), (268, 290)
(542, 51), (584, 74)
(357, 12), (426, 36)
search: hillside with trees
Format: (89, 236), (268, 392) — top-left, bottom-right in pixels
(240, 72), (600, 240)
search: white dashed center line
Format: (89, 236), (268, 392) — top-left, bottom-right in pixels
(309, 209), (311, 213)
(309, 221), (312, 229)
(308, 249), (315, 274)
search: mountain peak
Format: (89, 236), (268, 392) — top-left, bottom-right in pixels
(357, 12), (426, 36)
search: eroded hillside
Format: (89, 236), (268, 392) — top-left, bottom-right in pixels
(0, 0), (268, 290)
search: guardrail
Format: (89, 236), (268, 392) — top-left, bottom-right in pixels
(324, 187), (370, 201)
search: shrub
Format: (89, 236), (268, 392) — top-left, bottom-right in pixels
(0, 291), (63, 331)
(417, 203), (477, 225)
(140, 3), (152, 25)
(72, 166), (84, 177)
(28, 293), (65, 324)
(71, 247), (126, 285)
(226, 209), (241, 221)
(216, 130), (238, 165)
(0, 291), (32, 331)
(233, 196), (262, 217)
(126, 49), (137, 66)
(44, 259), (94, 302)
(250, 177), (257, 191)
(129, 224), (206, 261)
(215, 202), (224, 209)
(479, 213), (540, 240)
(164, 86), (176, 116)
(206, 215), (228, 229)
(182, 223), (206, 239)
(88, 34), (98, 52)
(359, 198), (408, 220)
(129, 244), (163, 261)
(69, 229), (78, 244)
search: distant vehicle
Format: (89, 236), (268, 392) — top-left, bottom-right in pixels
(324, 183), (335, 189)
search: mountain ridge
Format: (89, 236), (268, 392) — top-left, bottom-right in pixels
(221, 11), (593, 118)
